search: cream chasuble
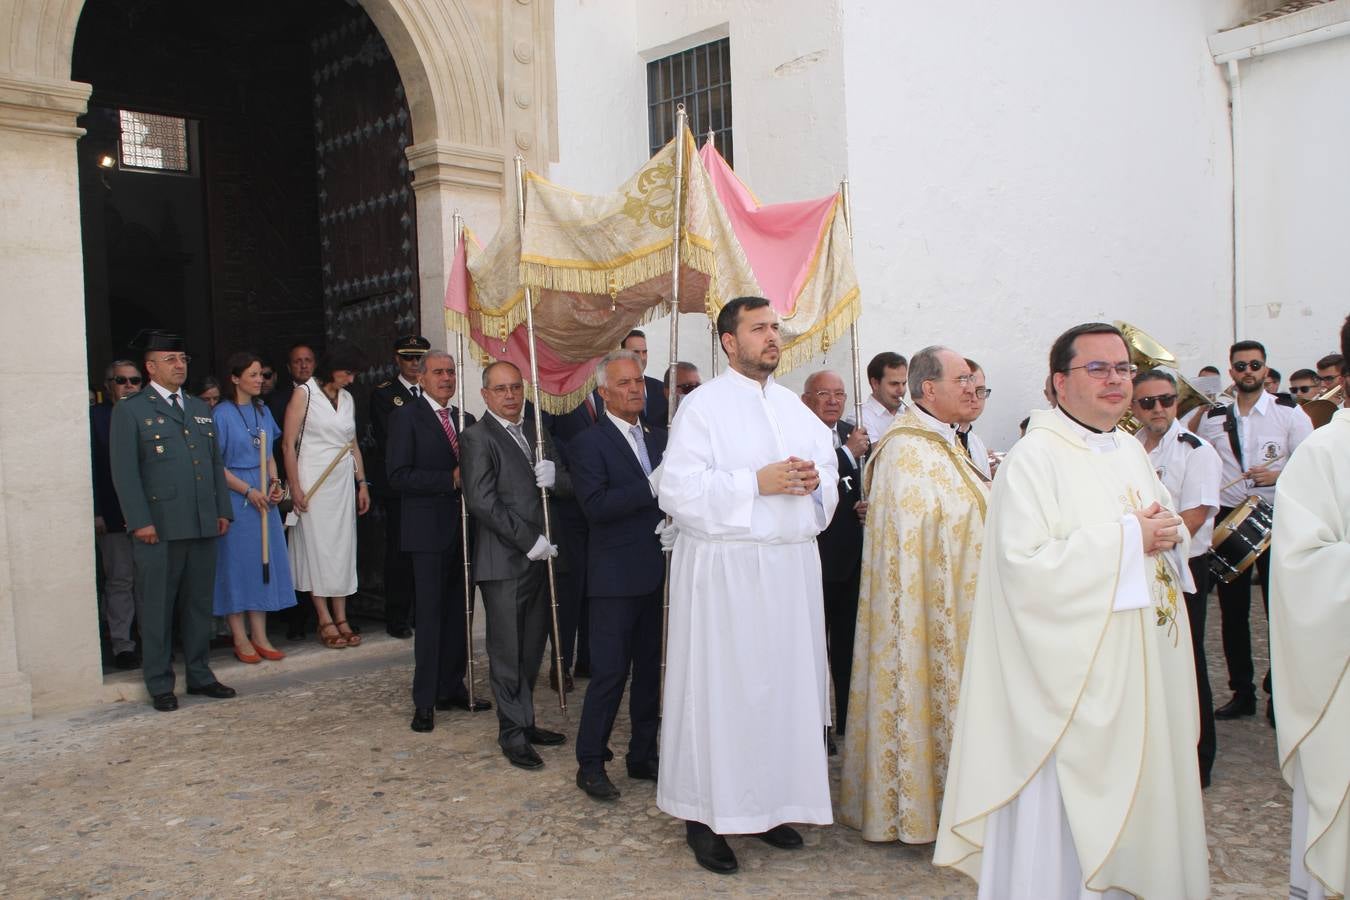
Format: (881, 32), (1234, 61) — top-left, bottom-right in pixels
(1270, 408), (1350, 900)
(840, 407), (989, 843)
(657, 368), (839, 833)
(934, 408), (1208, 899)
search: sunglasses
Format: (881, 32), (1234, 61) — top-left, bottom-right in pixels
(1231, 360), (1264, 373)
(676, 382), (699, 394)
(1290, 385), (1317, 394)
(1135, 393), (1177, 410)
(111, 375), (143, 386)
(261, 370), (275, 379)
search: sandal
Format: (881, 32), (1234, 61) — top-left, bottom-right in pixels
(318, 622), (348, 649)
(335, 620), (362, 647)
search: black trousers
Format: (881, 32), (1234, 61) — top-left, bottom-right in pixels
(1185, 556), (1216, 782)
(383, 497), (415, 631)
(575, 588), (662, 773)
(548, 504), (588, 671)
(1214, 505), (1272, 697)
(409, 547), (470, 709)
(823, 569), (861, 734)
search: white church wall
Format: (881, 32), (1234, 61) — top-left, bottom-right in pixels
(1231, 34), (1350, 377)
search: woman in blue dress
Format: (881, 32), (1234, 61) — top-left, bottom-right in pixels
(213, 351), (296, 663)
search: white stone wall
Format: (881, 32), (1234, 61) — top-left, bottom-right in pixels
(552, 0), (1260, 449)
(1231, 34), (1350, 375)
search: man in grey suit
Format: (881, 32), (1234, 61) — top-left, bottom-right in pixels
(460, 361), (573, 770)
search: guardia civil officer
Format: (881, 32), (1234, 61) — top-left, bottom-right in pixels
(110, 331), (236, 711)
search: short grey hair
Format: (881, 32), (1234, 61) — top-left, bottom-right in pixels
(595, 349), (642, 389)
(908, 345), (953, 398)
(422, 350), (453, 367)
(663, 360), (699, 389)
(105, 359), (138, 382)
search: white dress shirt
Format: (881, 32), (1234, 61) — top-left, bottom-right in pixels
(1194, 390), (1313, 508)
(1137, 419), (1222, 559)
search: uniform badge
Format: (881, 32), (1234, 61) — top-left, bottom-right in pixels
(155, 445), (165, 455)
(393, 397), (404, 407)
(1262, 441), (1281, 462)
(144, 419), (153, 426)
(156, 417), (165, 425)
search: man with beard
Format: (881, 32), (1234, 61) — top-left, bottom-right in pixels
(657, 296), (838, 875)
(1195, 340), (1311, 723)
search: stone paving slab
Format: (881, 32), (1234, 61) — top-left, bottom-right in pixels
(0, 595), (1290, 898)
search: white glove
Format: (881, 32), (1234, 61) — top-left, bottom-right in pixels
(527, 534), (558, 561)
(654, 519), (679, 552)
(534, 459), (556, 489)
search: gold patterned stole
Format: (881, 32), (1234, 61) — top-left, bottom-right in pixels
(865, 415), (989, 521)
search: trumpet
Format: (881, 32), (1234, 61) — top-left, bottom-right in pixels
(1113, 321), (1216, 434)
(1302, 382), (1343, 429)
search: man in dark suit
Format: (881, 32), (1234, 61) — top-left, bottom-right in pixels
(92, 359), (144, 670)
(621, 329), (669, 427)
(386, 350), (492, 732)
(568, 350), (668, 801)
(802, 370), (869, 746)
(370, 334), (431, 638)
(109, 331), (235, 711)
(461, 361), (573, 770)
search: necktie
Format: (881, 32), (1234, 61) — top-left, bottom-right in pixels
(956, 429), (973, 460)
(506, 422), (534, 462)
(437, 407), (459, 454)
(410, 386), (421, 400)
(168, 393), (181, 411)
(630, 424), (653, 475)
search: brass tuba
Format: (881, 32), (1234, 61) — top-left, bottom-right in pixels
(1302, 382), (1343, 429)
(1113, 321), (1216, 433)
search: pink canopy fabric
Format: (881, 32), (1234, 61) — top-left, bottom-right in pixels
(698, 142), (837, 315)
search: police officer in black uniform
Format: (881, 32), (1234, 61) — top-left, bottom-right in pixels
(369, 335), (431, 638)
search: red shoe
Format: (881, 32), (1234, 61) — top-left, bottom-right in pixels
(233, 643), (261, 664)
(254, 644), (286, 661)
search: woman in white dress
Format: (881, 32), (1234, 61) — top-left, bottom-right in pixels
(282, 345), (371, 649)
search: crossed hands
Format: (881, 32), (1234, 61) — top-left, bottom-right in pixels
(757, 456), (820, 496)
(1133, 501), (1183, 556)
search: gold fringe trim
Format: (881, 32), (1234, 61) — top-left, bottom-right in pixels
(443, 307), (472, 341)
(520, 245), (673, 297)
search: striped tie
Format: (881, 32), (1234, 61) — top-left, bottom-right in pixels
(437, 407), (459, 455)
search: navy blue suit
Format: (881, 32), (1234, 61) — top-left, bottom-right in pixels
(820, 420), (864, 733)
(568, 415), (667, 774)
(386, 398), (476, 709)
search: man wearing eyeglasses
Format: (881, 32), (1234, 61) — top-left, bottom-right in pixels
(663, 361), (701, 401)
(1132, 369), (1222, 788)
(1287, 368), (1320, 405)
(91, 360), (145, 670)
(936, 322), (1207, 898)
(1195, 340), (1312, 724)
(956, 359), (993, 479)
(109, 330), (235, 712)
(1316, 353), (1345, 406)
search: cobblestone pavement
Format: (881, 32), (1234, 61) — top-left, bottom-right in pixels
(0, 599), (1289, 899)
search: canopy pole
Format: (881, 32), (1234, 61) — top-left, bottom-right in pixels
(660, 105), (688, 715)
(840, 178), (866, 498)
(514, 155), (569, 714)
(451, 210), (479, 712)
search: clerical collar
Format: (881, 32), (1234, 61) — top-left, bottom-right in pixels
(1053, 406), (1121, 453)
(911, 402), (959, 445)
(724, 366), (775, 394)
(1057, 405), (1110, 434)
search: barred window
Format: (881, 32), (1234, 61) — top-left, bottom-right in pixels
(647, 37), (732, 165)
(118, 110), (191, 173)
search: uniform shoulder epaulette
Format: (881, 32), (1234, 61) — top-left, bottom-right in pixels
(376, 380), (392, 389)
(1275, 392), (1297, 407)
(1177, 431), (1202, 449)
(1205, 404), (1229, 418)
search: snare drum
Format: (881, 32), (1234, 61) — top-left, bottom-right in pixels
(1207, 496), (1274, 584)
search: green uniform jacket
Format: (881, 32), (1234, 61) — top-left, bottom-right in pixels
(110, 387), (233, 539)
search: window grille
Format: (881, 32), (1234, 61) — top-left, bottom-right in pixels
(118, 110), (190, 172)
(647, 37), (732, 165)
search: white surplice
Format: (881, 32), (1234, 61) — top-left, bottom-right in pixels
(657, 367), (839, 834)
(935, 408), (1208, 899)
(1270, 408), (1350, 900)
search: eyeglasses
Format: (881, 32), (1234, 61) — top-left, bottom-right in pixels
(1231, 360), (1264, 373)
(974, 387), (992, 400)
(812, 390), (846, 401)
(1065, 362), (1137, 380)
(676, 382), (700, 394)
(487, 383), (525, 396)
(1319, 373), (1340, 383)
(111, 375), (143, 386)
(150, 354), (191, 365)
(1290, 384), (1317, 394)
(1135, 393), (1177, 411)
(261, 370), (274, 379)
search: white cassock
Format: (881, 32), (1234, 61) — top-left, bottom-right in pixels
(657, 367), (839, 834)
(1270, 408), (1350, 900)
(934, 407), (1209, 899)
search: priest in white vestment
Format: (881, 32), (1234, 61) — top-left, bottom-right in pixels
(657, 297), (839, 875)
(841, 347), (990, 843)
(934, 323), (1209, 899)
(1270, 334), (1349, 900)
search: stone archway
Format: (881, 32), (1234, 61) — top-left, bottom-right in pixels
(0, 0), (540, 717)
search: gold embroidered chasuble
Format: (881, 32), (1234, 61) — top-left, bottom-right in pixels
(840, 408), (989, 843)
(934, 409), (1209, 898)
(1270, 409), (1350, 898)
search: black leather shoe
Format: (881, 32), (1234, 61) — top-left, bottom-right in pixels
(186, 682), (236, 699)
(687, 829), (738, 874)
(436, 696), (493, 712)
(503, 744), (544, 770)
(1267, 700), (1276, 728)
(411, 708), (434, 732)
(525, 726), (566, 746)
(755, 824), (803, 849)
(151, 692), (178, 712)
(576, 768), (621, 801)
(386, 626), (413, 640)
(113, 651), (139, 670)
(1214, 693), (1256, 719)
(626, 759), (659, 781)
